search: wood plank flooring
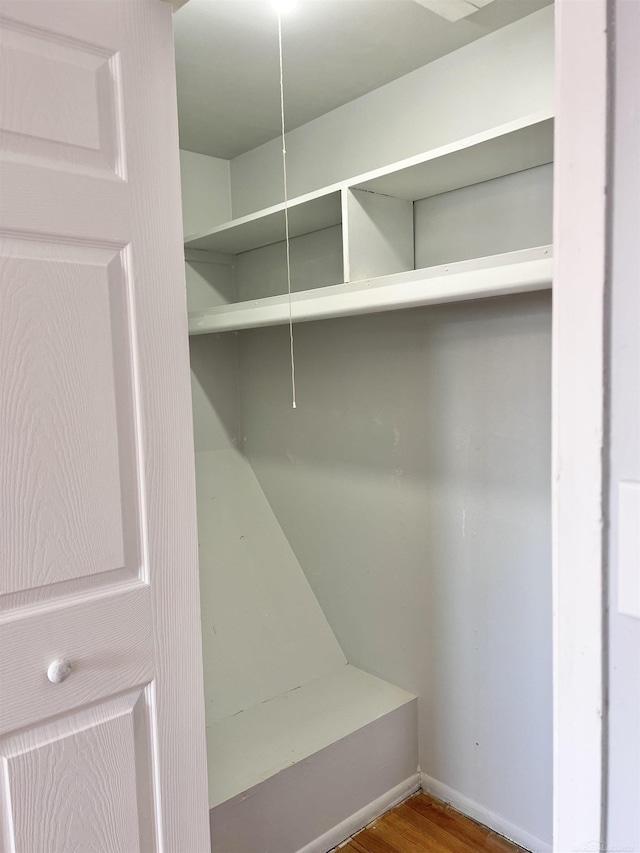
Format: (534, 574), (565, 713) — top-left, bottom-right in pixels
(337, 792), (526, 853)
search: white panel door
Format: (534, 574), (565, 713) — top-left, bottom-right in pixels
(0, 2), (209, 851)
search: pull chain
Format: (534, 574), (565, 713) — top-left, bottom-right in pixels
(277, 12), (297, 409)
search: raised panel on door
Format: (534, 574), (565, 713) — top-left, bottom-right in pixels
(0, 237), (142, 606)
(0, 691), (155, 853)
(0, 11), (124, 177)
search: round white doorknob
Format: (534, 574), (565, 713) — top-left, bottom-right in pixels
(47, 659), (72, 684)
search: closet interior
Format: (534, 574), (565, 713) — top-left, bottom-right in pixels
(174, 2), (554, 851)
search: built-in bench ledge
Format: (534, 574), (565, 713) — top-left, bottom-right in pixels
(207, 664), (418, 853)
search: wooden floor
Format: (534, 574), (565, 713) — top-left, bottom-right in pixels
(338, 792), (526, 853)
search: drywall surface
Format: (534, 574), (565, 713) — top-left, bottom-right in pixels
(229, 6), (554, 216)
(606, 0), (640, 849)
(235, 225), (343, 301)
(180, 148), (231, 238)
(189, 333), (239, 453)
(180, 150), (235, 326)
(195, 449), (345, 726)
(414, 165), (553, 268)
(186, 259), (235, 311)
(238, 292), (552, 845)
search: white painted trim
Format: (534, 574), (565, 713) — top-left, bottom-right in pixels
(552, 0), (608, 849)
(419, 773), (552, 853)
(296, 774), (421, 853)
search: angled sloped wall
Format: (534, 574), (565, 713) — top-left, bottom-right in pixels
(196, 447), (345, 725)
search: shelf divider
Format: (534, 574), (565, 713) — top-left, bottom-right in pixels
(343, 188), (414, 283)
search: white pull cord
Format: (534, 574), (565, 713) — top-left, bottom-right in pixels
(277, 12), (297, 409)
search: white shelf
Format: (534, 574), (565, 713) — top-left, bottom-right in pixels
(352, 113), (554, 201)
(185, 188), (342, 254)
(183, 112), (553, 258)
(188, 245), (553, 335)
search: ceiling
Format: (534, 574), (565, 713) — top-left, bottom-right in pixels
(174, 0), (552, 160)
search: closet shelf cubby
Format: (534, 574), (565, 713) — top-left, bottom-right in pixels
(188, 245), (553, 335)
(184, 111), (553, 256)
(185, 188), (342, 255)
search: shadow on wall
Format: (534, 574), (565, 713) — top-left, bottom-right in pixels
(189, 332), (240, 453)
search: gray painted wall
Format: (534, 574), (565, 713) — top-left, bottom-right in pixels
(235, 225), (343, 301)
(186, 260), (235, 312)
(229, 6), (554, 216)
(190, 333), (239, 453)
(606, 0), (640, 849)
(180, 150), (235, 315)
(180, 148), (231, 238)
(186, 171), (554, 845)
(238, 292), (552, 845)
(415, 164), (553, 268)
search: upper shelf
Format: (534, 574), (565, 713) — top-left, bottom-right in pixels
(184, 111), (554, 257)
(185, 189), (342, 255)
(188, 245), (553, 336)
(352, 114), (554, 201)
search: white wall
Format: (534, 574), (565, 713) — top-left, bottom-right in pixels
(414, 164), (553, 268)
(179, 148), (239, 455)
(231, 172), (554, 847)
(186, 258), (235, 312)
(235, 226), (343, 301)
(180, 148), (231, 238)
(189, 333), (239, 453)
(229, 5), (554, 216)
(238, 292), (552, 847)
(606, 1), (640, 849)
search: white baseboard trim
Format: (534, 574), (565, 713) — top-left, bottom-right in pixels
(419, 772), (552, 853)
(297, 773), (421, 853)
